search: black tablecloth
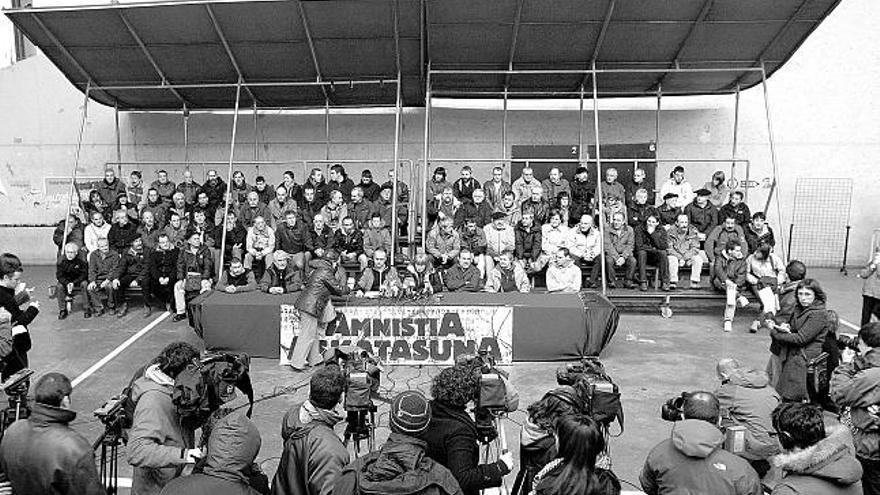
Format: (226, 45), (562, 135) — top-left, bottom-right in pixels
(191, 290), (618, 361)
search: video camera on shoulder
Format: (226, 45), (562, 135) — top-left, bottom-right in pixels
(555, 357), (624, 432)
(324, 346), (381, 412)
(173, 351), (254, 429)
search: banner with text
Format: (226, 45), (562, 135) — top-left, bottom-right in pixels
(280, 304), (513, 366)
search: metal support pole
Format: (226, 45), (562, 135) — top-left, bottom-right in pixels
(324, 99), (331, 161)
(732, 85), (741, 196)
(217, 79), (243, 281)
(421, 67), (431, 251)
(578, 85), (585, 161)
(114, 102), (122, 175)
(655, 84), (661, 161)
(591, 63), (607, 295)
(759, 62), (787, 260)
(183, 107), (190, 170)
(502, 86), (509, 163)
(390, 73), (402, 265)
(62, 82), (91, 251)
(253, 101), (259, 163)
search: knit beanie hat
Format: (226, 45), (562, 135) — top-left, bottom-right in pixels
(390, 391), (431, 434)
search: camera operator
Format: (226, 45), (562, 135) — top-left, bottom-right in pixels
(271, 365), (348, 495)
(830, 321), (880, 494)
(0, 253), (39, 380)
(640, 391), (762, 495)
(128, 341), (202, 495)
(715, 358), (781, 478)
(334, 390), (463, 495)
(160, 413), (269, 495)
(422, 364), (514, 495)
(0, 372), (104, 495)
(770, 403), (862, 494)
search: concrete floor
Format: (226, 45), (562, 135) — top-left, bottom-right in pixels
(10, 265), (865, 493)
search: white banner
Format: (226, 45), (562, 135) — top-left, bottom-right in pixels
(280, 304), (513, 366)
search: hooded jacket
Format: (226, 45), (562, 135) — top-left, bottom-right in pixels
(830, 348), (880, 460)
(772, 300), (829, 402)
(334, 432), (463, 495)
(271, 401), (348, 495)
(0, 403), (105, 495)
(639, 419), (762, 495)
(716, 369), (782, 461)
(160, 414), (265, 495)
(771, 424), (863, 495)
(128, 364), (196, 495)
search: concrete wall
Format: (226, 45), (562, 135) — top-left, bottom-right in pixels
(0, 0), (878, 265)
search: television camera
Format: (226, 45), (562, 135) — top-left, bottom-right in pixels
(0, 368), (33, 437)
(325, 346), (381, 456)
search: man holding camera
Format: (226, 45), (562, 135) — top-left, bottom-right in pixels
(128, 342), (202, 495)
(0, 372), (104, 495)
(640, 391), (762, 495)
(831, 321), (880, 494)
(272, 365), (349, 495)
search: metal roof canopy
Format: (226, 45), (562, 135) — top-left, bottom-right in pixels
(5, 0), (841, 110)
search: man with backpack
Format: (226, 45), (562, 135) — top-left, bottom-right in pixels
(127, 342), (203, 495)
(334, 391), (463, 495)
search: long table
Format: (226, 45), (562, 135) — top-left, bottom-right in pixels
(190, 291), (619, 362)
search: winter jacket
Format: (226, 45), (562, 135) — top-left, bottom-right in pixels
(512, 177), (541, 205)
(152, 180), (178, 205)
(514, 222), (542, 262)
(160, 414), (265, 495)
(335, 432), (463, 495)
(115, 248), (149, 280)
(483, 224), (516, 259)
(485, 264), (530, 293)
(128, 184), (145, 206)
(626, 179), (655, 207)
(533, 461), (619, 495)
(443, 264), (482, 292)
(600, 180), (626, 204)
(164, 224), (188, 249)
(358, 180), (380, 203)
(88, 249), (121, 283)
(635, 224), (669, 252)
(149, 247), (179, 282)
(239, 204), (272, 229)
(720, 202), (753, 227)
(712, 253), (747, 291)
(333, 229), (365, 257)
(428, 179), (451, 202)
(189, 222), (217, 248)
(640, 419), (762, 495)
(706, 224), (749, 262)
(566, 227), (601, 261)
(363, 226), (393, 258)
(452, 177), (481, 203)
(657, 204), (681, 227)
(271, 401), (348, 495)
(745, 224), (776, 253)
(520, 198), (550, 225)
(108, 221), (141, 252)
(604, 225), (635, 260)
(267, 198), (298, 226)
(0, 402), (104, 495)
(771, 424), (862, 495)
(541, 178), (570, 202)
(307, 225), (333, 255)
(831, 348), (880, 461)
(771, 281), (801, 356)
(348, 199), (378, 230)
(139, 224), (163, 251)
(667, 224), (701, 261)
(772, 301), (828, 402)
(493, 203), (521, 228)
(378, 198), (408, 230)
(320, 203), (349, 231)
(459, 227), (487, 256)
(427, 228), (461, 262)
(861, 262), (880, 299)
(56, 256), (88, 285)
(294, 259), (345, 318)
(454, 201), (494, 228)
(128, 364), (196, 495)
(628, 202), (659, 228)
(96, 178), (127, 206)
(570, 179), (594, 211)
(482, 180), (512, 209)
(358, 266), (401, 293)
(275, 222), (310, 255)
(423, 400), (507, 495)
(513, 420), (555, 495)
(540, 224), (570, 256)
(658, 179), (695, 209)
(201, 178), (228, 209)
(703, 181), (731, 207)
(684, 200), (719, 234)
(546, 259), (582, 293)
(716, 369), (782, 461)
(298, 201), (321, 227)
(230, 181), (251, 208)
(246, 225), (275, 257)
(217, 269), (258, 293)
(176, 245), (215, 284)
(176, 181), (202, 206)
(260, 264), (303, 294)
(53, 219), (85, 252)
(216, 224), (248, 261)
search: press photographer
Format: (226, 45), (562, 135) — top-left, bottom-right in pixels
(641, 391), (762, 495)
(0, 253), (40, 380)
(128, 341), (202, 495)
(0, 372), (104, 495)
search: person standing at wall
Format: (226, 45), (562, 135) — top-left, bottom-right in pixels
(859, 249), (880, 326)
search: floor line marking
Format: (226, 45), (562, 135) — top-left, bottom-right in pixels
(71, 311), (170, 388)
(840, 317), (860, 331)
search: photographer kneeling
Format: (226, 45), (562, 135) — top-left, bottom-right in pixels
(0, 372), (104, 495)
(128, 341), (202, 495)
(640, 391), (762, 495)
(422, 364), (514, 495)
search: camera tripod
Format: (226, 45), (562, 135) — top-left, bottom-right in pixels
(480, 411), (511, 495)
(343, 406), (377, 457)
(92, 417), (125, 495)
(0, 390), (30, 440)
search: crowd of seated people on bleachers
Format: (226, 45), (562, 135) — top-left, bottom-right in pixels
(51, 163), (783, 331)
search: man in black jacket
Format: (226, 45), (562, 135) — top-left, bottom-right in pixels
(0, 253), (39, 380)
(635, 215), (671, 291)
(55, 242), (89, 320)
(172, 230), (215, 323)
(108, 208), (141, 253)
(0, 372), (104, 495)
(112, 237), (151, 318)
(148, 234), (178, 313)
(290, 250), (345, 371)
(275, 210), (311, 276)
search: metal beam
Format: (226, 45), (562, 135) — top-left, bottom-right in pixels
(591, 62), (607, 295)
(296, 0), (332, 105)
(503, 0), (526, 89)
(30, 14), (98, 87)
(421, 64), (431, 251)
(205, 4), (261, 107)
(432, 67), (764, 75)
(61, 82), (91, 251)
(117, 11), (190, 108)
(760, 62), (786, 259)
(651, 0), (715, 91)
(81, 79), (398, 92)
(581, 0), (616, 89)
(392, 0), (402, 78)
(217, 79), (244, 281)
(390, 72), (402, 265)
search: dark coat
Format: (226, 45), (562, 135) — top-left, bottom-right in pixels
(359, 181), (381, 203)
(454, 201), (494, 228)
(177, 246), (215, 283)
(108, 221), (141, 252)
(260, 264), (302, 294)
(534, 462), (619, 495)
(308, 179), (332, 205)
(772, 301), (828, 402)
(684, 200), (719, 234)
(53, 219), (85, 252)
(657, 204), (681, 226)
(275, 222), (310, 254)
(628, 203), (659, 228)
(96, 178), (127, 206)
(452, 177), (481, 203)
(56, 256), (88, 285)
(831, 349), (880, 461)
(149, 247), (179, 282)
(720, 202), (752, 227)
(348, 200), (378, 230)
(423, 400), (507, 495)
(307, 225), (333, 254)
(116, 248), (149, 280)
(332, 229), (365, 256)
(201, 178), (228, 210)
(443, 264), (482, 292)
(294, 260), (344, 318)
(770, 424), (862, 495)
(216, 224), (248, 260)
(520, 199), (550, 225)
(328, 178), (356, 202)
(0, 403), (104, 495)
(335, 433), (463, 495)
(635, 225), (669, 252)
(712, 253), (748, 291)
(745, 224), (776, 253)
(88, 249), (121, 283)
(0, 285), (37, 380)
(570, 179), (595, 211)
(514, 222), (542, 262)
